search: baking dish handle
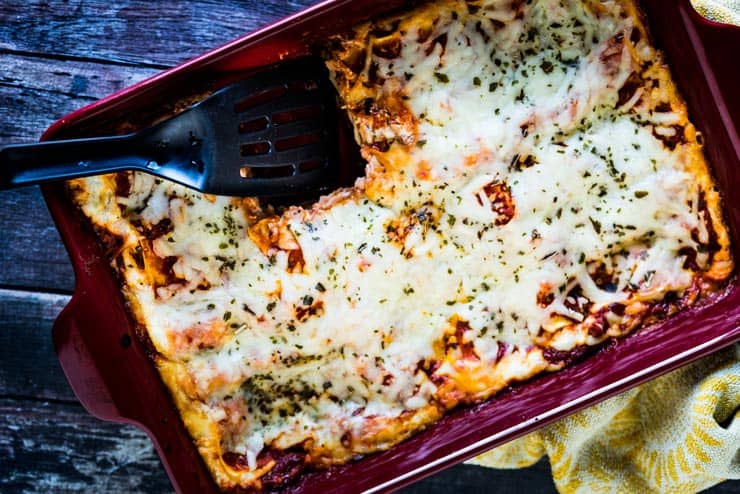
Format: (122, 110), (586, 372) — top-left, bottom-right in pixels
(682, 1), (740, 144)
(52, 293), (122, 421)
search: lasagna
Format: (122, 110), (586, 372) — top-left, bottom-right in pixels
(68, 0), (733, 490)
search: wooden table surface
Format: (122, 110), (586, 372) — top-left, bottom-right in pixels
(0, 1), (737, 493)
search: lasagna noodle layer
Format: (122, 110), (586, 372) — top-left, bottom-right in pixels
(69, 0), (732, 490)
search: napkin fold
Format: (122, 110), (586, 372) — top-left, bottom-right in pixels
(692, 0), (740, 24)
(471, 3), (740, 492)
(471, 346), (740, 493)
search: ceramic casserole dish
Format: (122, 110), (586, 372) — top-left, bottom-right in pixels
(43, 0), (740, 491)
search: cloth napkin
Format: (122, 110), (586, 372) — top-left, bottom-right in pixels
(692, 0), (740, 24)
(470, 3), (740, 492)
(471, 345), (740, 492)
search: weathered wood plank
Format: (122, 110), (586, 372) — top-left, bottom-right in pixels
(0, 396), (559, 494)
(0, 398), (172, 493)
(0, 83), (93, 142)
(0, 188), (75, 293)
(1, 53), (158, 102)
(0, 0), (318, 68)
(401, 462), (557, 493)
(0, 288), (75, 401)
(0, 53), (157, 142)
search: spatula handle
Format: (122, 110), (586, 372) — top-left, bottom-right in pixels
(0, 135), (150, 190)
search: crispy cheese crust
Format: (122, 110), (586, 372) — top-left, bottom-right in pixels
(68, 0), (732, 490)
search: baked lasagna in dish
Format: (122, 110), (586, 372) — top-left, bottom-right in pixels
(68, 0), (733, 490)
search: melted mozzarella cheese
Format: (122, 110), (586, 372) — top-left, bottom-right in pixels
(70, 0), (731, 488)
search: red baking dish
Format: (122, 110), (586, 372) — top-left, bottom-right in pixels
(43, 1), (740, 492)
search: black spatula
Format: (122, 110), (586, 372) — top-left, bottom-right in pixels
(0, 58), (340, 197)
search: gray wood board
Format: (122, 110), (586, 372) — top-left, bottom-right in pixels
(0, 188), (75, 293)
(1, 398), (172, 493)
(0, 288), (74, 400)
(0, 53), (158, 141)
(0, 394), (557, 493)
(0, 0), (317, 67)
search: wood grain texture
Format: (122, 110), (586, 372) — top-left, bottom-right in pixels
(0, 288), (74, 400)
(1, 53), (157, 100)
(0, 399), (172, 494)
(0, 0), (317, 68)
(0, 189), (75, 292)
(401, 462), (557, 493)
(0, 77), (92, 142)
(0, 53), (157, 141)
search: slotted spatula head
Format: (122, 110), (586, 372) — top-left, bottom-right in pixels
(0, 58), (342, 198)
(141, 57), (341, 197)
